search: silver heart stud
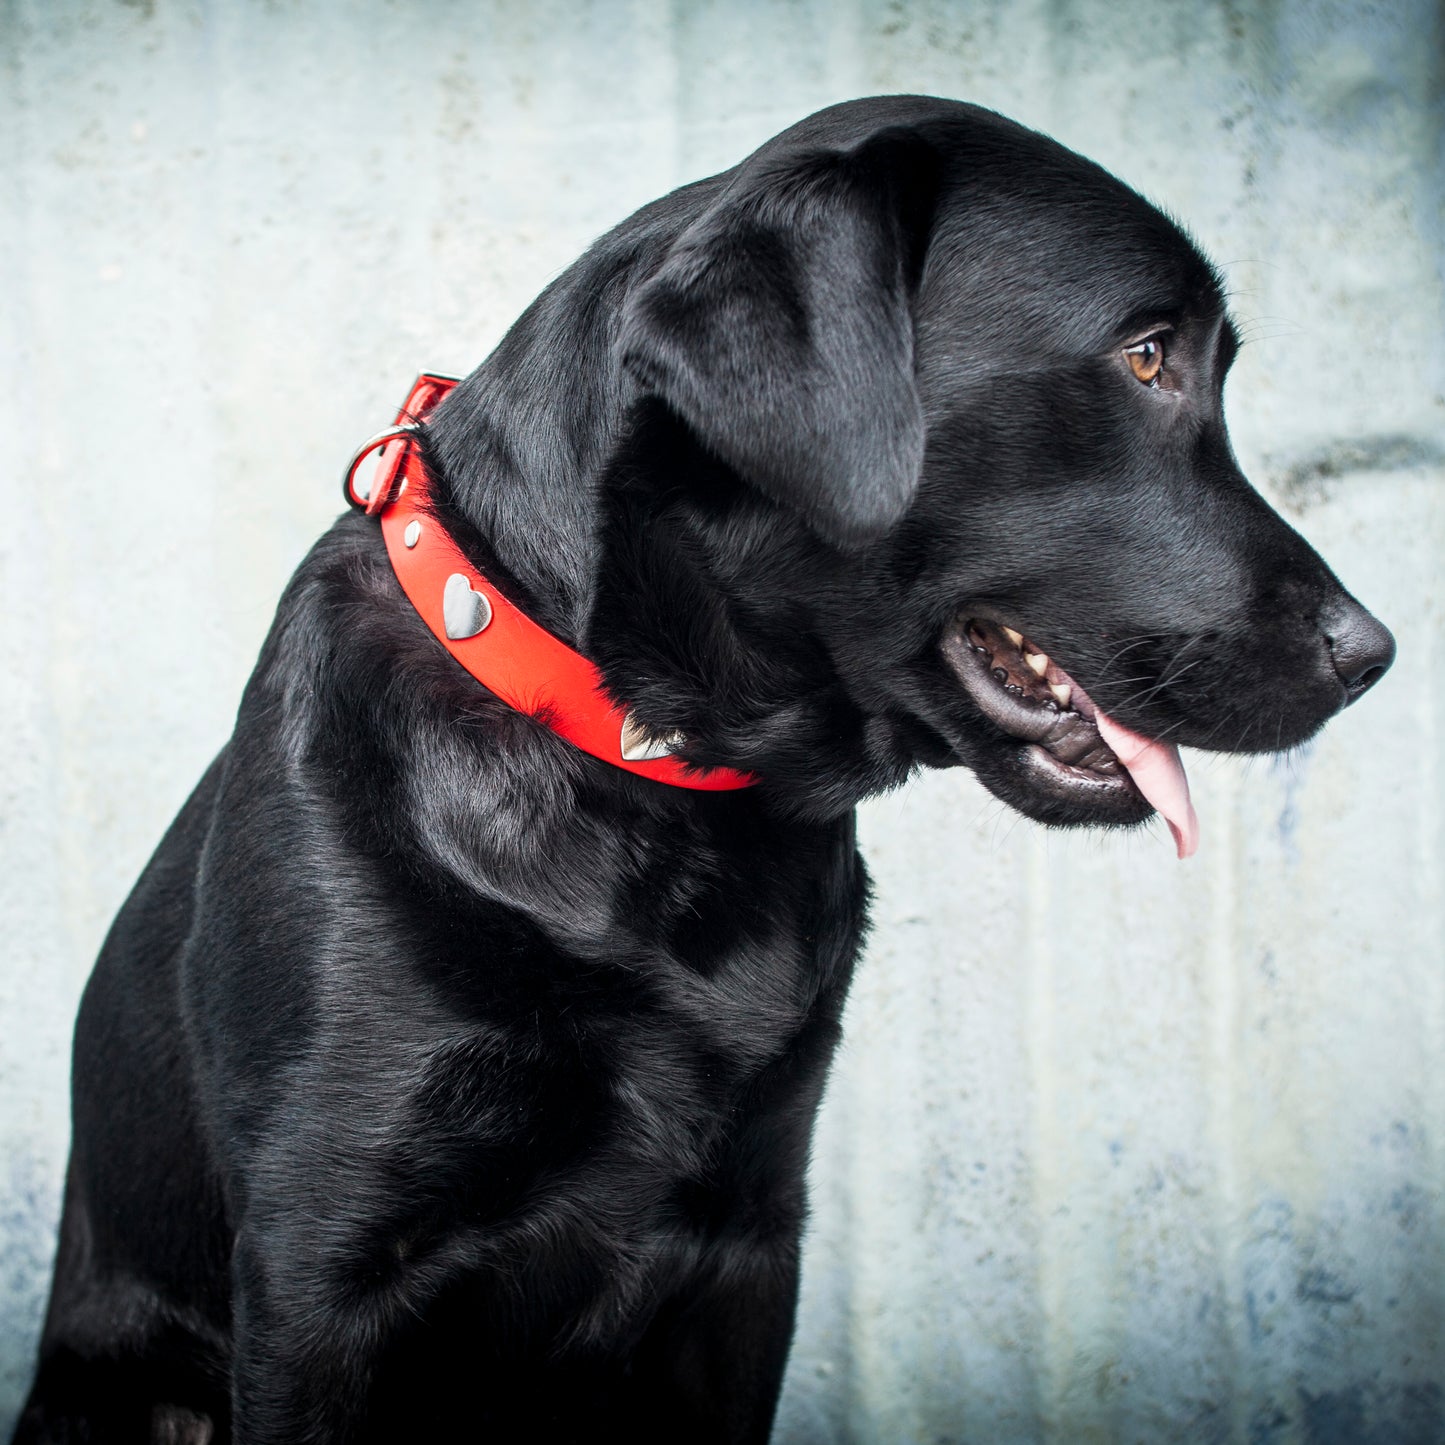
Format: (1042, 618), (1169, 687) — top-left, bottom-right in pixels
(443, 573), (492, 640)
(620, 713), (685, 762)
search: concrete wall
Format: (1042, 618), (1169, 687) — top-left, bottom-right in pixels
(2, 1), (1441, 1439)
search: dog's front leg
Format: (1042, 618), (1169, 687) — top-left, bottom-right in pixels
(629, 1234), (803, 1445)
(227, 1229), (394, 1445)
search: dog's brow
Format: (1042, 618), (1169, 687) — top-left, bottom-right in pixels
(1113, 306), (1184, 346)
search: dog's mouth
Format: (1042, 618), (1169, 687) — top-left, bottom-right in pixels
(940, 618), (1199, 858)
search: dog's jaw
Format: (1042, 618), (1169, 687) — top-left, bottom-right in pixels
(940, 616), (1198, 857)
(937, 619), (1152, 827)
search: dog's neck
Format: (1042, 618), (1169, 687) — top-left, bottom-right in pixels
(352, 381), (753, 793)
(417, 231), (923, 820)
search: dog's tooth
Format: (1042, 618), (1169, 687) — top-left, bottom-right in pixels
(1050, 682), (1072, 706)
(1003, 627), (1024, 647)
(1026, 651), (1050, 676)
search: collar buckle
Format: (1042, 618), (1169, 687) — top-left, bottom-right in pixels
(341, 372), (461, 515)
(343, 424), (418, 514)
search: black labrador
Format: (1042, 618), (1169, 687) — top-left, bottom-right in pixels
(16, 95), (1394, 1444)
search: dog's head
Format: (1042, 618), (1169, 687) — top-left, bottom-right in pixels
(434, 96), (1394, 846)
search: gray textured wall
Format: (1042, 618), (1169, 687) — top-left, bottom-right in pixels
(2, 2), (1441, 1441)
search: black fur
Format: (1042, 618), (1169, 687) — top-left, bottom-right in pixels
(16, 96), (1392, 1444)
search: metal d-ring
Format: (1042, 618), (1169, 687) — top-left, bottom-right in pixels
(342, 423), (419, 510)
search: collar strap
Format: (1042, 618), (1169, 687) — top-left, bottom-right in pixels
(343, 374), (754, 792)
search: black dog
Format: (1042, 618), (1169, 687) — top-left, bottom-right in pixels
(17, 95), (1394, 1444)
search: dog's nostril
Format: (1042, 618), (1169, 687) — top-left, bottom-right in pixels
(1322, 600), (1396, 705)
(1352, 663), (1388, 698)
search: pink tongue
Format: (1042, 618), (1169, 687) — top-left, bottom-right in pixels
(1091, 710), (1199, 860)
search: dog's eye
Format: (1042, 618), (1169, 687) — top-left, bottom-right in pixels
(1125, 336), (1166, 385)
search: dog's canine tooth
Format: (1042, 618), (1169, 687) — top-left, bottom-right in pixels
(1050, 682), (1072, 706)
(1026, 652), (1049, 676)
(1002, 627), (1024, 647)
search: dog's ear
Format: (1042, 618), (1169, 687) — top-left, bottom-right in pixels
(618, 130), (937, 548)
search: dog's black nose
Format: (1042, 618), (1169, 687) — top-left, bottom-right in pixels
(1322, 599), (1396, 704)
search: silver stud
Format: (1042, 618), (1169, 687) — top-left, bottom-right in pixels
(620, 713), (685, 762)
(403, 520), (422, 548)
(443, 572), (492, 640)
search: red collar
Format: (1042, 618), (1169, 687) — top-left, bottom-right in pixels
(343, 374), (753, 792)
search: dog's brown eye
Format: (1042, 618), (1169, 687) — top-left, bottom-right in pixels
(1125, 336), (1166, 385)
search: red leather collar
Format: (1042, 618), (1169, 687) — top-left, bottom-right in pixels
(344, 374), (753, 792)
